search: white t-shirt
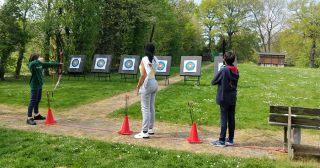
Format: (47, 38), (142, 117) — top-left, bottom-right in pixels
(140, 56), (158, 79)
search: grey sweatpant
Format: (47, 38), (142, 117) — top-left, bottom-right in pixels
(139, 79), (158, 132)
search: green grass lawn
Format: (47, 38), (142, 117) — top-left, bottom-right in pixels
(0, 63), (202, 111)
(0, 128), (316, 168)
(109, 64), (320, 129)
(0, 73), (138, 110)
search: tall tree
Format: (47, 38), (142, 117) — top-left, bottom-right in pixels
(289, 0), (320, 68)
(0, 0), (22, 80)
(250, 0), (287, 52)
(199, 0), (219, 52)
(14, 0), (34, 78)
(217, 0), (250, 50)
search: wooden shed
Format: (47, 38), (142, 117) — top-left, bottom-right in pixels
(258, 53), (285, 67)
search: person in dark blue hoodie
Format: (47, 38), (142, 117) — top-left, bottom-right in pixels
(211, 51), (239, 147)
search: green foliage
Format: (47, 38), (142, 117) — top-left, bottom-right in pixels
(110, 64), (320, 129)
(0, 0), (23, 80)
(287, 0), (320, 67)
(232, 29), (260, 62)
(0, 128), (316, 168)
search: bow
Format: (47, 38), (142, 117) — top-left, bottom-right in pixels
(53, 51), (63, 91)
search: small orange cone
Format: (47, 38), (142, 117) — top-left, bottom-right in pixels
(118, 115), (133, 135)
(45, 108), (57, 125)
(187, 122), (202, 144)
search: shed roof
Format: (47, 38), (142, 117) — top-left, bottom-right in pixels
(258, 52), (285, 56)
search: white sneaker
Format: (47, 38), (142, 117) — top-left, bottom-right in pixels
(134, 131), (149, 139)
(148, 128), (155, 135)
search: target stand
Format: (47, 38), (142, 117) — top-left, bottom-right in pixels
(67, 55), (86, 80)
(120, 73), (138, 82)
(91, 55), (112, 81)
(155, 56), (172, 86)
(118, 55), (140, 82)
(155, 75), (170, 85)
(93, 72), (111, 81)
(180, 56), (202, 86)
(182, 75), (201, 85)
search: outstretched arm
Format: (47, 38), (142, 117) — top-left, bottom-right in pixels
(41, 61), (61, 69)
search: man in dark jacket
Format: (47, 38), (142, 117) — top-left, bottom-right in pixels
(211, 52), (239, 147)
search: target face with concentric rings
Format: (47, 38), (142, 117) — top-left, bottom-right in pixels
(122, 58), (135, 71)
(156, 60), (167, 73)
(94, 58), (108, 70)
(70, 58), (81, 69)
(183, 60), (197, 73)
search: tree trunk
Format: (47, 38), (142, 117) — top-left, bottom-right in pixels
(55, 30), (63, 62)
(309, 39), (316, 68)
(227, 33), (232, 50)
(44, 30), (51, 76)
(14, 46), (25, 79)
(0, 66), (5, 81)
(267, 31), (271, 52)
(44, 0), (52, 76)
(0, 56), (7, 81)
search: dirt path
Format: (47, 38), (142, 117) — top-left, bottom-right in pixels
(0, 64), (318, 161)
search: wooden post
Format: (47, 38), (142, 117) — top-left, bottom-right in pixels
(293, 128), (301, 144)
(287, 107), (294, 160)
(283, 127), (288, 151)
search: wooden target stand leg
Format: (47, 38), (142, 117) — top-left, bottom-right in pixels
(121, 73), (138, 82)
(183, 76), (200, 86)
(94, 72), (111, 81)
(67, 72), (86, 80)
(155, 75), (170, 86)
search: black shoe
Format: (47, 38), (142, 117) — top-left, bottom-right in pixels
(27, 118), (37, 125)
(34, 114), (46, 120)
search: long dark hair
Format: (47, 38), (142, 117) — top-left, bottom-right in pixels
(144, 42), (155, 63)
(29, 53), (40, 62)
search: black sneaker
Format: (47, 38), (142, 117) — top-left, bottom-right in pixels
(34, 114), (46, 120)
(27, 118), (37, 125)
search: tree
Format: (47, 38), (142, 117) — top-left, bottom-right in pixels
(289, 0), (320, 68)
(250, 0), (287, 52)
(14, 0), (34, 78)
(0, 0), (22, 80)
(216, 0), (250, 50)
(199, 0), (219, 52)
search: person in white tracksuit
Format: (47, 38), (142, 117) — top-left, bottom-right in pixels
(135, 43), (159, 139)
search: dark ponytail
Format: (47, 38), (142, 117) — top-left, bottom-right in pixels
(29, 53), (40, 62)
(144, 42), (155, 63)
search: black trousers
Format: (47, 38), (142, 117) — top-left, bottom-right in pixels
(219, 104), (236, 142)
(27, 88), (42, 117)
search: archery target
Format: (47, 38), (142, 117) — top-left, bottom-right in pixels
(122, 58), (135, 71)
(183, 60), (197, 73)
(94, 58), (108, 70)
(70, 58), (81, 69)
(156, 60), (167, 73)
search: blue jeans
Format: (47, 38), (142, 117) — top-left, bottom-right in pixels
(27, 88), (42, 117)
(219, 104), (236, 142)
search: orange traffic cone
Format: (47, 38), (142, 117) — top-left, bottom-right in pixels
(45, 108), (57, 125)
(187, 122), (202, 143)
(118, 115), (133, 135)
